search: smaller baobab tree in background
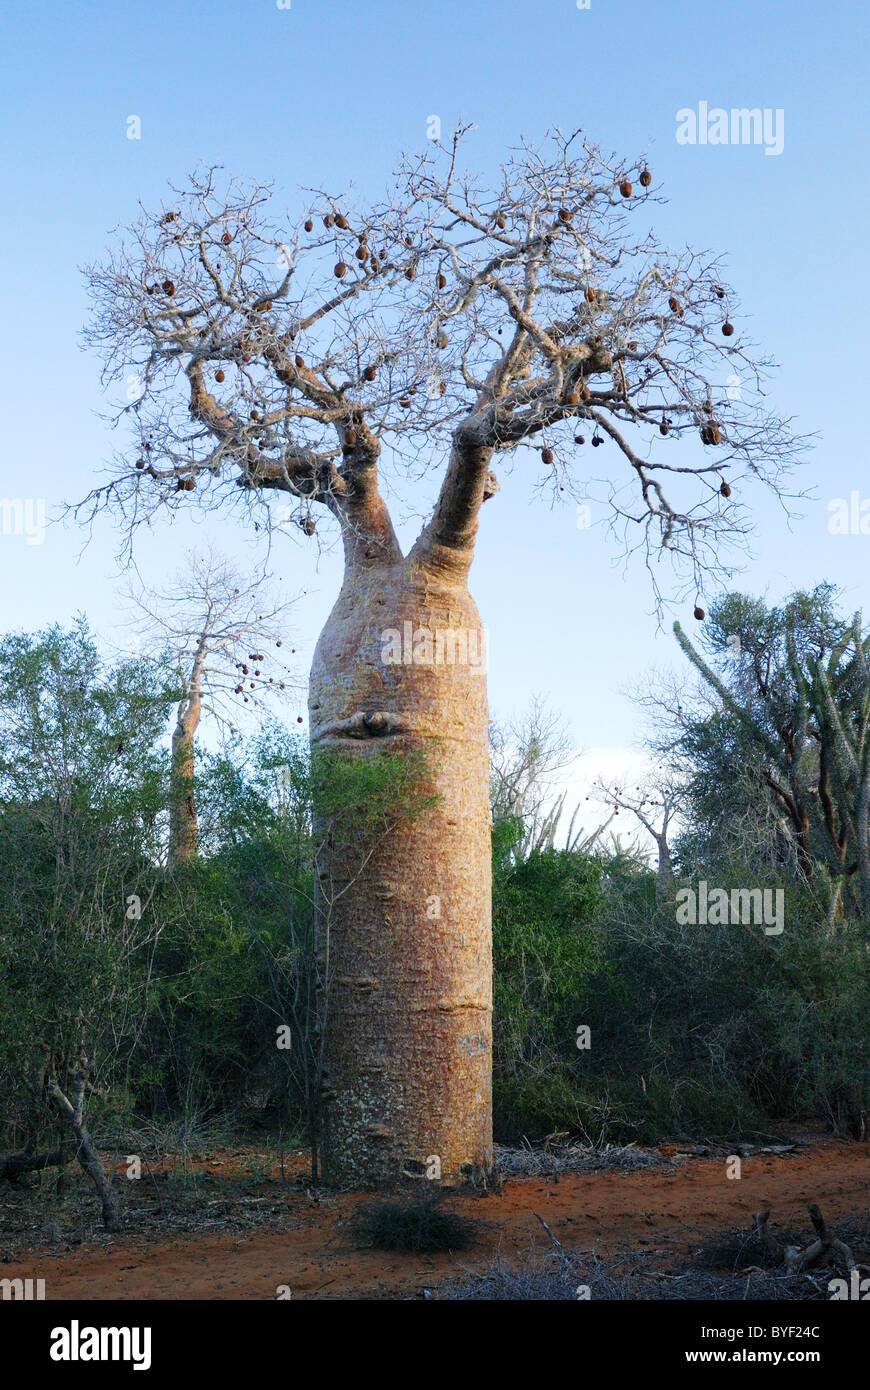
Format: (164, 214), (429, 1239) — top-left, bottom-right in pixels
(125, 548), (301, 866)
(592, 770), (684, 902)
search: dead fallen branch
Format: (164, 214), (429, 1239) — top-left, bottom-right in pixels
(755, 1202), (856, 1274)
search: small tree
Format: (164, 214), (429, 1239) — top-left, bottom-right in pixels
(592, 770), (682, 901)
(125, 548), (300, 866)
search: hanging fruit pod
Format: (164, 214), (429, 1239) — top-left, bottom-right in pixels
(700, 422), (722, 446)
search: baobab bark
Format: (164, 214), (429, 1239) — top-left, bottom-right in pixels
(310, 426), (496, 1188)
(655, 831), (676, 904)
(168, 677), (202, 867)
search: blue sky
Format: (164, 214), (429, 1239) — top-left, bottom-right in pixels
(1, 0), (868, 766)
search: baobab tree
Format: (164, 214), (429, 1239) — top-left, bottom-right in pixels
(124, 548), (300, 866)
(592, 771), (683, 901)
(80, 127), (804, 1186)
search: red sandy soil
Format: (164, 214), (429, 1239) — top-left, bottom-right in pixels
(3, 1139), (867, 1299)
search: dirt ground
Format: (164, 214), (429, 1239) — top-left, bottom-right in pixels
(1, 1135), (867, 1299)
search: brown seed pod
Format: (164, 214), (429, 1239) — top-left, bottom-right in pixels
(541, 447), (554, 465)
(694, 606), (706, 621)
(619, 179), (633, 198)
(585, 285), (597, 303)
(714, 285), (725, 299)
(334, 262), (347, 278)
(162, 279), (175, 296)
(323, 213), (334, 228)
(668, 295), (682, 314)
(276, 639), (282, 646)
(295, 354), (305, 369)
(720, 480), (732, 497)
(495, 214), (506, 229)
(135, 458), (145, 469)
(404, 265), (416, 280)
(363, 365), (377, 381)
(235, 685), (243, 694)
(303, 516), (316, 536)
(221, 230), (232, 244)
(399, 397), (411, 408)
(355, 245), (367, 261)
(700, 422), (722, 446)
(639, 167), (652, 187)
(592, 436), (602, 447)
(574, 434), (586, 445)
(215, 369), (225, 383)
(304, 218), (313, 232)
(437, 273), (447, 290)
(722, 320), (734, 336)
(259, 300), (272, 312)
(659, 421), (669, 435)
(558, 207), (572, 222)
(335, 213), (348, 230)
(177, 477), (195, 491)
(297, 715), (303, 723)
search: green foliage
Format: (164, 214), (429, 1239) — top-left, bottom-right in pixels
(672, 586), (870, 919)
(310, 745), (437, 847)
(1, 610), (868, 1186)
(0, 621), (176, 1151)
(492, 845), (609, 1139)
(491, 824), (870, 1143)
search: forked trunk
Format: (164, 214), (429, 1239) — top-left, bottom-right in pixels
(310, 541), (493, 1188)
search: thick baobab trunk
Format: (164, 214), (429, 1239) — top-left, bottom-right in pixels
(169, 692), (200, 867)
(310, 537), (493, 1189)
